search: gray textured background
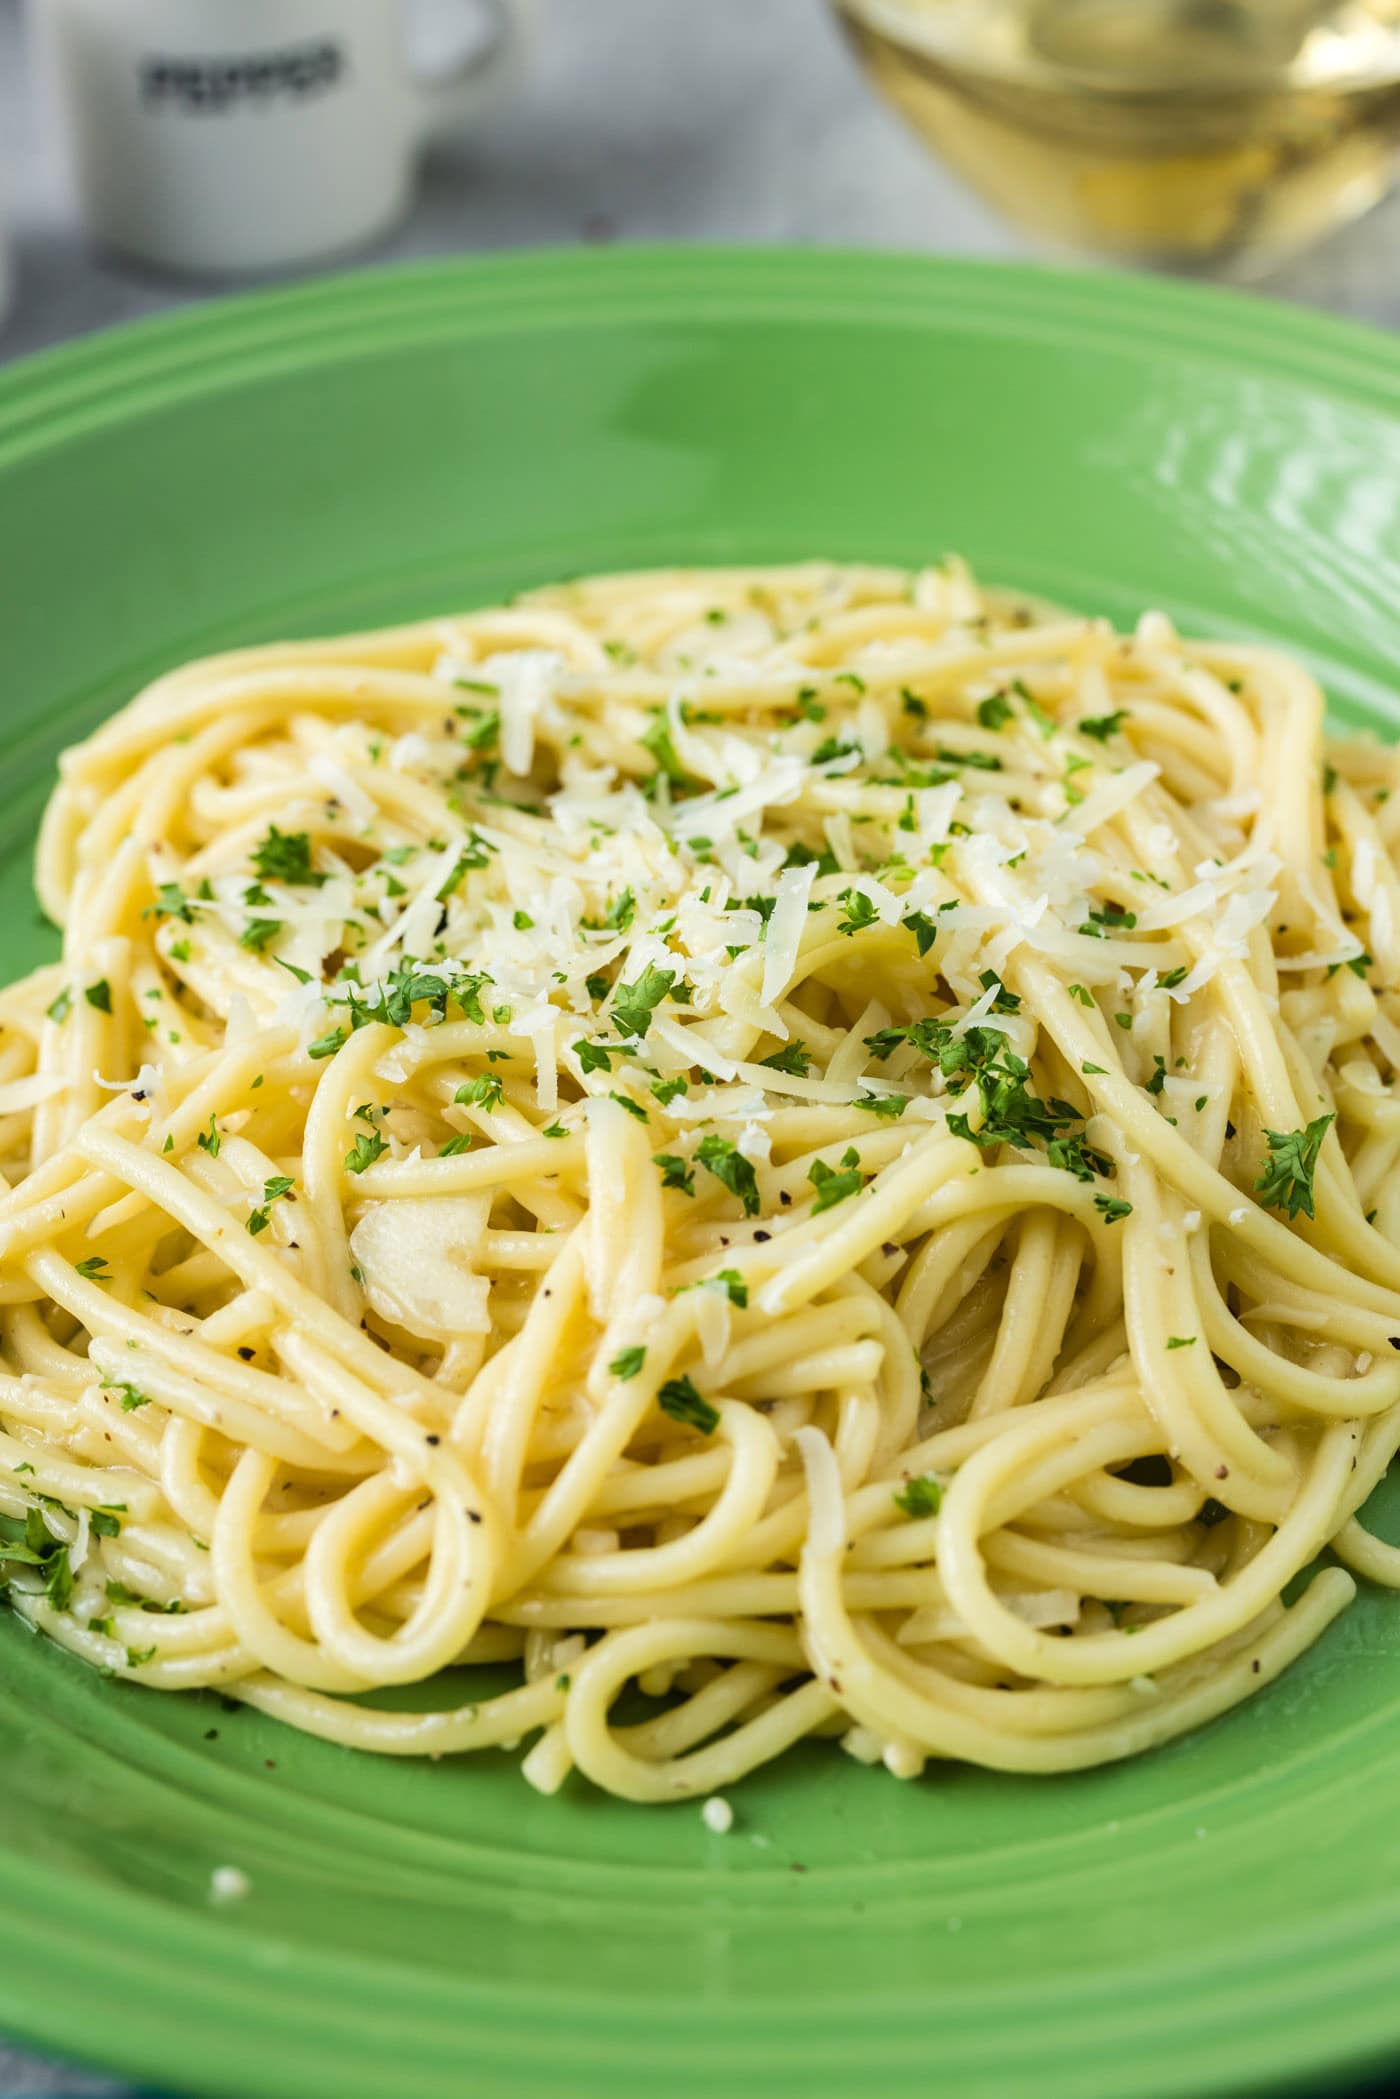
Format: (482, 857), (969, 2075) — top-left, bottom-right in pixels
(1, 0), (1399, 2091)
(6, 0), (1400, 365)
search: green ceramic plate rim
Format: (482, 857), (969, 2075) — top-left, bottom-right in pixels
(2, 249), (1400, 2099)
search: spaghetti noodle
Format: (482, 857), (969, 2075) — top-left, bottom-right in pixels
(0, 559), (1396, 1800)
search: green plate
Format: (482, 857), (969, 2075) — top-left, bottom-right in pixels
(3, 250), (1400, 2099)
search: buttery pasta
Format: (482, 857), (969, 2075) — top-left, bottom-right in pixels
(1, 559), (1398, 1801)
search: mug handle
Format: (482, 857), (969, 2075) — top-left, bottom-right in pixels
(410, 0), (534, 145)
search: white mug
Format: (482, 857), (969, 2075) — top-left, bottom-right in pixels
(33, 0), (532, 277)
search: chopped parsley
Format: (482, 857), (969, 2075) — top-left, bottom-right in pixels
(344, 1129), (388, 1174)
(978, 967), (1021, 1014)
(337, 962), (487, 1033)
(1081, 904), (1137, 937)
(574, 1039), (616, 1075)
(435, 834), (493, 900)
(695, 1135), (760, 1216)
(609, 1346), (647, 1381)
(760, 1042), (812, 1077)
(102, 1378), (150, 1411)
(641, 713), (688, 785)
(246, 1175), (295, 1238)
(84, 979), (112, 1015)
(657, 1375), (719, 1435)
(455, 1073), (505, 1110)
(149, 882), (196, 925)
(893, 1475), (942, 1519)
(905, 911), (938, 956)
(836, 889), (879, 938)
(1046, 1132), (1113, 1182)
(936, 746), (1001, 772)
(612, 964), (676, 1039)
(0, 1507), (74, 1610)
(240, 917), (283, 954)
(808, 1147), (863, 1212)
(459, 709), (499, 752)
(1016, 681), (1056, 737)
(812, 735), (864, 767)
(1254, 1113), (1333, 1222)
(252, 827), (325, 886)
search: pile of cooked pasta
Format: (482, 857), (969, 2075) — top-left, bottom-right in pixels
(1, 558), (1398, 1802)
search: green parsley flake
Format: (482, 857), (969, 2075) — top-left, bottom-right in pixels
(455, 1073), (505, 1111)
(905, 911), (938, 956)
(247, 1176), (295, 1236)
(654, 1153), (696, 1195)
(759, 1042), (812, 1077)
(435, 834), (493, 901)
(612, 965), (676, 1039)
(707, 1269), (748, 1308)
(102, 1379), (150, 1411)
(657, 1376), (719, 1435)
(808, 1147), (863, 1212)
(252, 827), (325, 887)
(240, 918), (283, 954)
(1254, 1114), (1333, 1222)
(855, 1092), (909, 1120)
(893, 1475), (942, 1519)
(344, 1129), (388, 1174)
(695, 1136), (760, 1216)
(836, 890), (880, 939)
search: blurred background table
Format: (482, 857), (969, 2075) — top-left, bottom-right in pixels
(1, 0), (1399, 2092)
(6, 0), (1400, 364)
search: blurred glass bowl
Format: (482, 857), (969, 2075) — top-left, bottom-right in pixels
(835, 0), (1400, 275)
